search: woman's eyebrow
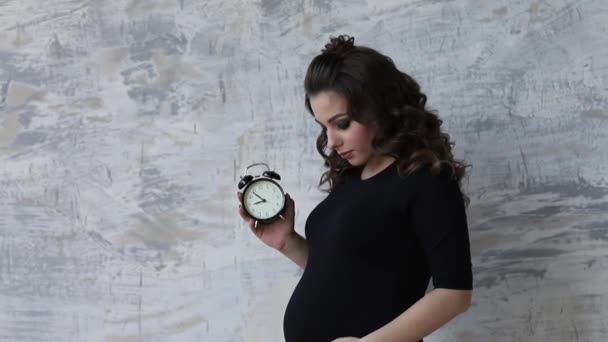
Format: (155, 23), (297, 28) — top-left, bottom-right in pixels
(314, 113), (348, 125)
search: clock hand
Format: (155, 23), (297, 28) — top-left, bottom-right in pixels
(253, 200), (265, 205)
(252, 192), (266, 201)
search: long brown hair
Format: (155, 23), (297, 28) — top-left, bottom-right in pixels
(304, 35), (469, 193)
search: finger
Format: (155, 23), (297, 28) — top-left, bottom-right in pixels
(284, 193), (291, 207)
(285, 193), (295, 216)
(249, 218), (258, 232)
(238, 204), (251, 221)
(245, 216), (253, 228)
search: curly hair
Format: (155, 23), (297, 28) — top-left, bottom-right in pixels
(304, 34), (469, 194)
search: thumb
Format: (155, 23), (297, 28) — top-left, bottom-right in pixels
(285, 193), (294, 212)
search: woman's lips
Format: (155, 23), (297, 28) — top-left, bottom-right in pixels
(339, 151), (353, 159)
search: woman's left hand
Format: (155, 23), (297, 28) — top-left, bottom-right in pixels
(332, 338), (361, 342)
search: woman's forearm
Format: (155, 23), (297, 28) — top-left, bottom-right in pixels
(363, 288), (472, 342)
(279, 232), (309, 269)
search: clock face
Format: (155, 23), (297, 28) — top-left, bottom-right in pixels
(243, 179), (285, 220)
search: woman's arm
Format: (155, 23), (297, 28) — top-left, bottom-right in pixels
(362, 288), (472, 342)
(279, 232), (309, 269)
(358, 170), (472, 341)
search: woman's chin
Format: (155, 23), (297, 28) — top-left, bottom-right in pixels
(346, 158), (363, 166)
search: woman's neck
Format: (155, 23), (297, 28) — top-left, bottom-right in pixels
(360, 155), (396, 180)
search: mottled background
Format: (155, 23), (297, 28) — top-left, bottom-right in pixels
(1, 0), (607, 341)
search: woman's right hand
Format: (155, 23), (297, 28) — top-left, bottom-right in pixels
(237, 191), (296, 251)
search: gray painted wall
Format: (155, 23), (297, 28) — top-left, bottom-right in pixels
(1, 0), (607, 341)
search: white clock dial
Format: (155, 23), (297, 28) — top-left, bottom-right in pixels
(243, 179), (285, 220)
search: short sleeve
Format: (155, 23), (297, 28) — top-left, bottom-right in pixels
(408, 169), (473, 290)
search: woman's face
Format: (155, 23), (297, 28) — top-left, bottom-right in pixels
(309, 91), (376, 166)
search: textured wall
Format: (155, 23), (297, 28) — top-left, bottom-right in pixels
(1, 0), (607, 341)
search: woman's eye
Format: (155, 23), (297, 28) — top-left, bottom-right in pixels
(337, 120), (350, 130)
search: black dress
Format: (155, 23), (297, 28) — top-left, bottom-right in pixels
(283, 162), (473, 342)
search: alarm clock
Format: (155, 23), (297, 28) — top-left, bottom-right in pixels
(238, 162), (286, 224)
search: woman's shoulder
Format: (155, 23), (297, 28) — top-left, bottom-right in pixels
(395, 163), (461, 193)
(388, 163), (467, 218)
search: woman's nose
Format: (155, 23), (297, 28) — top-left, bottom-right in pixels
(327, 130), (341, 150)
